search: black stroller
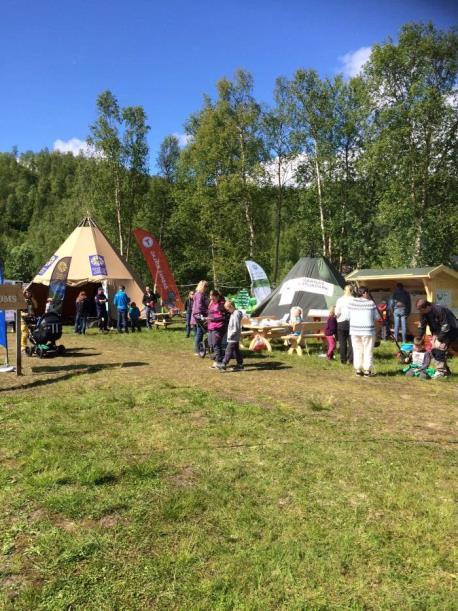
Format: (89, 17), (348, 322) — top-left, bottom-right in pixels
(25, 312), (66, 358)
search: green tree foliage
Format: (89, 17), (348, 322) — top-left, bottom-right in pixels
(361, 23), (458, 266)
(88, 91), (150, 259)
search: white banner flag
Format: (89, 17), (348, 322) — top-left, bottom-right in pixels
(245, 260), (271, 304)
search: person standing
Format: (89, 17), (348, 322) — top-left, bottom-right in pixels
(113, 285), (130, 333)
(191, 281), (209, 355)
(324, 306), (337, 360)
(335, 284), (354, 365)
(416, 299), (458, 378)
(142, 286), (159, 329)
(184, 290), (194, 337)
(95, 286), (109, 332)
(217, 300), (244, 371)
(21, 289), (36, 352)
(129, 302), (142, 332)
(390, 282), (411, 343)
(74, 291), (90, 335)
(348, 286), (380, 377)
(207, 289), (228, 368)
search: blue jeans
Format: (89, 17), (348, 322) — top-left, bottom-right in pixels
(145, 306), (156, 327)
(117, 310), (128, 332)
(194, 324), (204, 354)
(74, 314), (87, 334)
(393, 307), (407, 343)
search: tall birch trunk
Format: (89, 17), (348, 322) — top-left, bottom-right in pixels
(115, 173), (123, 256)
(239, 130), (255, 258)
(313, 145), (327, 257)
(273, 156), (283, 282)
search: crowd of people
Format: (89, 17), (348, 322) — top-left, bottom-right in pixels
(183, 281), (457, 378)
(69, 285), (160, 334)
(18, 280), (457, 378)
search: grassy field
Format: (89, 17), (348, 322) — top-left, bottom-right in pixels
(0, 324), (457, 610)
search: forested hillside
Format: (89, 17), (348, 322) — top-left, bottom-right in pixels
(1, 23), (457, 287)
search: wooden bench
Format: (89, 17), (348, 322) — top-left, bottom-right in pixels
(283, 322), (325, 356)
(153, 313), (172, 329)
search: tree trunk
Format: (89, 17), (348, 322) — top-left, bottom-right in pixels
(273, 156), (283, 282)
(313, 145), (327, 257)
(239, 130), (255, 258)
(115, 173), (123, 256)
(412, 129), (431, 266)
(210, 234), (217, 287)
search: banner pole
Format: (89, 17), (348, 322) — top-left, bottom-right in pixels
(16, 310), (22, 376)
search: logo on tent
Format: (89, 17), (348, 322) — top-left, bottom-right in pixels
(89, 254), (107, 276)
(57, 260), (69, 273)
(142, 236), (154, 248)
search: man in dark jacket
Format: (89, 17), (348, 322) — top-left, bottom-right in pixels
(142, 286), (159, 329)
(416, 299), (458, 378)
(390, 283), (411, 343)
(94, 287), (108, 332)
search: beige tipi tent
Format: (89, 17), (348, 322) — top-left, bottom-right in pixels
(30, 217), (145, 319)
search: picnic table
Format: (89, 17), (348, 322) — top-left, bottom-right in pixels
(153, 312), (173, 329)
(242, 318), (325, 355)
(242, 319), (291, 352)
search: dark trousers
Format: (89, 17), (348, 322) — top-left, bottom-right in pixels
(337, 321), (352, 364)
(97, 310), (108, 331)
(117, 310), (128, 332)
(130, 318), (141, 332)
(185, 322), (194, 337)
(211, 329), (225, 363)
(223, 341), (243, 366)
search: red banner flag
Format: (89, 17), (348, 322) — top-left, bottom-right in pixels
(133, 228), (184, 312)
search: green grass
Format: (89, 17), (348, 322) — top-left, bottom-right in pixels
(0, 327), (456, 609)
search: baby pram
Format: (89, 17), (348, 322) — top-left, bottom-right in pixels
(25, 312), (66, 358)
(393, 337), (413, 364)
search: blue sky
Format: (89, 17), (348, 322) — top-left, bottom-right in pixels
(1, 0), (456, 171)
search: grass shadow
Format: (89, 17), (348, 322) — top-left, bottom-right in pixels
(245, 361), (291, 371)
(62, 346), (99, 353)
(60, 352), (103, 358)
(31, 361), (148, 374)
(1, 362), (149, 392)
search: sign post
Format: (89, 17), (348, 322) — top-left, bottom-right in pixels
(0, 285), (26, 376)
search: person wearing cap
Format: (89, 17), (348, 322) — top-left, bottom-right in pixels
(416, 299), (458, 378)
(95, 286), (109, 332)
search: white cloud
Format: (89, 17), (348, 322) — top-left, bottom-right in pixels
(339, 46), (372, 78)
(53, 137), (96, 157)
(173, 132), (192, 148)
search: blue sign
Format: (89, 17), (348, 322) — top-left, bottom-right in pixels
(89, 255), (107, 276)
(37, 255), (58, 276)
(0, 262), (7, 351)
